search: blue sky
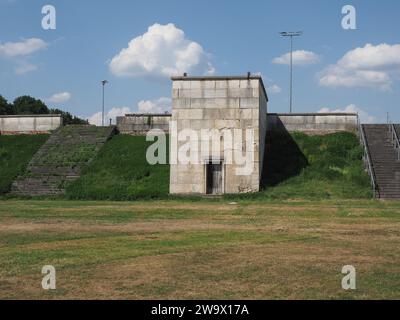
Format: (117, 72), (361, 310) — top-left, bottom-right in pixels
(0, 0), (399, 124)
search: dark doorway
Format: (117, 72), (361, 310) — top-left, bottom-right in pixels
(206, 162), (223, 195)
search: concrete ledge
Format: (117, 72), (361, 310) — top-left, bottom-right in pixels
(267, 113), (358, 133)
(0, 115), (63, 135)
(116, 114), (171, 135)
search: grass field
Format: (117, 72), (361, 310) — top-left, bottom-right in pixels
(0, 135), (48, 195)
(0, 199), (399, 299)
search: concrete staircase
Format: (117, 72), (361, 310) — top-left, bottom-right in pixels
(362, 124), (400, 199)
(11, 125), (116, 196)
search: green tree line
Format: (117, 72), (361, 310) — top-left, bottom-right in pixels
(0, 94), (87, 125)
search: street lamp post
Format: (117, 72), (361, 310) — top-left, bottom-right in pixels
(101, 80), (109, 126)
(279, 31), (302, 113)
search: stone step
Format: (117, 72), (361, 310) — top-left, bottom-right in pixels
(363, 124), (400, 199)
(10, 125), (116, 197)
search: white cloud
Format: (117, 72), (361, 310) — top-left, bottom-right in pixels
(318, 104), (376, 124)
(47, 92), (72, 104)
(267, 84), (282, 94)
(109, 23), (214, 78)
(0, 38), (47, 57)
(14, 62), (38, 75)
(0, 38), (47, 75)
(87, 112), (103, 126)
(88, 97), (172, 126)
(88, 107), (132, 126)
(338, 43), (400, 70)
(138, 97), (171, 114)
(272, 50), (320, 65)
(318, 43), (400, 90)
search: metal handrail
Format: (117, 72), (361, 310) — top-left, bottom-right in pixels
(388, 123), (400, 160)
(359, 123), (379, 198)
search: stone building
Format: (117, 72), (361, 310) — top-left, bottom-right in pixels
(169, 75), (268, 195)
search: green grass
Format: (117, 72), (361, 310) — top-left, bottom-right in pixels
(66, 131), (371, 201)
(66, 135), (170, 200)
(35, 126), (109, 166)
(0, 135), (48, 194)
(0, 199), (399, 299)
(38, 142), (98, 166)
(0, 131), (371, 201)
(254, 131), (372, 200)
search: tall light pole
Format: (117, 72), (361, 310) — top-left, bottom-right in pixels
(101, 80), (109, 126)
(279, 31), (302, 113)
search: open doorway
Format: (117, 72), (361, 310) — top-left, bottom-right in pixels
(206, 161), (223, 195)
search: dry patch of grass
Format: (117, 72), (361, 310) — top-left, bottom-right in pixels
(0, 199), (399, 299)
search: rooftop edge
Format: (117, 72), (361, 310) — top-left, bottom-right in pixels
(170, 75), (268, 102)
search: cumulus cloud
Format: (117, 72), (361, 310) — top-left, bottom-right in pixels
(266, 84), (282, 94)
(14, 62), (38, 75)
(109, 23), (214, 78)
(138, 97), (171, 114)
(0, 38), (47, 75)
(318, 43), (400, 90)
(88, 97), (172, 126)
(318, 104), (376, 124)
(47, 92), (72, 104)
(0, 38), (47, 57)
(88, 107), (132, 126)
(272, 50), (320, 65)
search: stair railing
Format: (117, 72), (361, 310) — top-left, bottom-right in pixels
(388, 122), (400, 161)
(359, 123), (379, 198)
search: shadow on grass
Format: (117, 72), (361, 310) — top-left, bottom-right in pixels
(261, 120), (308, 189)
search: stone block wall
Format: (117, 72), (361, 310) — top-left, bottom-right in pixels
(116, 114), (170, 135)
(0, 115), (62, 135)
(267, 113), (358, 134)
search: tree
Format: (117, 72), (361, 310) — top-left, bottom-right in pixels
(3, 94), (87, 125)
(12, 95), (49, 115)
(0, 95), (13, 115)
(50, 108), (87, 125)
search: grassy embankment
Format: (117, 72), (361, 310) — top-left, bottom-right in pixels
(257, 131), (372, 200)
(0, 135), (49, 194)
(65, 135), (170, 200)
(0, 131), (371, 200)
(66, 132), (371, 200)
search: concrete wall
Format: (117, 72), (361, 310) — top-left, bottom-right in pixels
(267, 113), (358, 134)
(170, 76), (268, 195)
(259, 85), (268, 180)
(0, 115), (62, 135)
(116, 114), (171, 135)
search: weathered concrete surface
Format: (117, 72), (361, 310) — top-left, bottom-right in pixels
(0, 115), (62, 135)
(267, 113), (358, 133)
(116, 114), (170, 135)
(170, 75), (268, 195)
